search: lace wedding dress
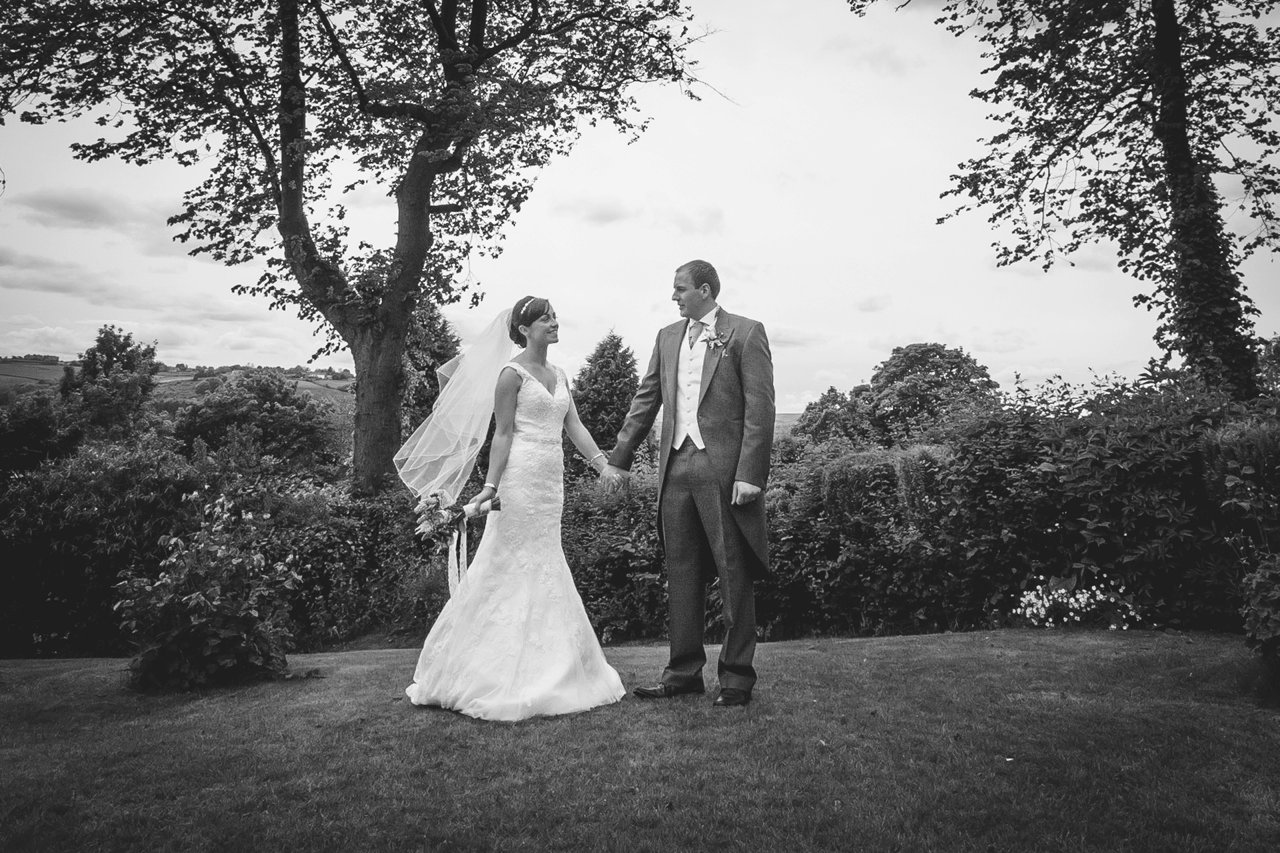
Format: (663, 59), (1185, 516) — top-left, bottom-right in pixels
(405, 361), (626, 721)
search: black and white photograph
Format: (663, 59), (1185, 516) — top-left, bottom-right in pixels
(2, 0), (1279, 850)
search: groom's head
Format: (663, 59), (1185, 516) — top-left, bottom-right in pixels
(672, 259), (719, 319)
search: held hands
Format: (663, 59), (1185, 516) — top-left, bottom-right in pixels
(599, 464), (630, 494)
(731, 480), (762, 506)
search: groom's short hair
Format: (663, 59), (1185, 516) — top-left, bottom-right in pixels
(676, 259), (720, 299)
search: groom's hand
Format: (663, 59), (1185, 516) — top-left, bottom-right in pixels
(731, 481), (762, 506)
(600, 464), (630, 494)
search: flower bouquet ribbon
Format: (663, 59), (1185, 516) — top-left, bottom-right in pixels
(414, 492), (501, 595)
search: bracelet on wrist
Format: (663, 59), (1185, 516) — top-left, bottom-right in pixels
(483, 482), (497, 491)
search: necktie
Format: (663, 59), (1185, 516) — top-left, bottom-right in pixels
(687, 320), (705, 349)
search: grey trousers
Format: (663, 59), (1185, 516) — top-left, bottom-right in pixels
(659, 441), (758, 692)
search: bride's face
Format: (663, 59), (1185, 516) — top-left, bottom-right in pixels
(521, 306), (559, 347)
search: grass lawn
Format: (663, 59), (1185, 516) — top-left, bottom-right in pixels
(2, 630), (1277, 852)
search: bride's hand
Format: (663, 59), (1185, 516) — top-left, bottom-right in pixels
(470, 484), (497, 506)
(598, 465), (628, 494)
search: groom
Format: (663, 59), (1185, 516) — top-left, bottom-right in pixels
(605, 259), (774, 707)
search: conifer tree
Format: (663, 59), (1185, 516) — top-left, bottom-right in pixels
(571, 332), (639, 468)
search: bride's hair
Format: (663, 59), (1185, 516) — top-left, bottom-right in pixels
(508, 296), (550, 347)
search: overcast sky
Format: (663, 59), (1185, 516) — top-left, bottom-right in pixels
(2, 0), (1276, 412)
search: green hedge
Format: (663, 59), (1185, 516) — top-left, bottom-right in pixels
(0, 433), (207, 656)
(561, 461), (668, 644)
(0, 433), (443, 659)
(4, 382), (1277, 662)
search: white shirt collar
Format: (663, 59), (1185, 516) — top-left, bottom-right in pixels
(690, 306), (719, 328)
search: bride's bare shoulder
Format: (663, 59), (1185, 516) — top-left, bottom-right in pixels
(497, 364), (524, 386)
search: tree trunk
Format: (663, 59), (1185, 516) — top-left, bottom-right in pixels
(276, 0), (418, 493)
(350, 325), (408, 495)
(1150, 0), (1258, 399)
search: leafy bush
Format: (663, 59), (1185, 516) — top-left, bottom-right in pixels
(114, 494), (298, 690)
(792, 386), (884, 447)
(808, 444), (963, 634)
(0, 433), (208, 657)
(175, 370), (337, 463)
(1208, 410), (1280, 557)
(755, 440), (959, 638)
(1029, 381), (1242, 627)
(0, 388), (85, 473)
(257, 483), (444, 650)
(932, 379), (1280, 631)
(561, 463), (667, 644)
(0, 419), (440, 658)
(1241, 555), (1280, 674)
(763, 378), (1280, 640)
(130, 469), (443, 653)
(870, 342), (999, 445)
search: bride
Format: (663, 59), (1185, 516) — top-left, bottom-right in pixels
(395, 295), (626, 721)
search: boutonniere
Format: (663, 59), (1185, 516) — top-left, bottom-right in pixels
(704, 329), (730, 351)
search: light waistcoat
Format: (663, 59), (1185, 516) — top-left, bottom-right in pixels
(671, 307), (718, 450)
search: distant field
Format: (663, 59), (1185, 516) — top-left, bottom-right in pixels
(3, 360), (797, 433)
(150, 374), (355, 410)
(0, 361), (63, 390)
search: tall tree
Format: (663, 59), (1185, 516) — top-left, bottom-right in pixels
(792, 385), (882, 447)
(870, 342), (998, 444)
(848, 0), (1280, 399)
(571, 330), (639, 453)
(1, 1), (696, 491)
(59, 324), (158, 397)
(59, 324), (160, 433)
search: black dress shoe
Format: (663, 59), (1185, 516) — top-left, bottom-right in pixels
(633, 682), (705, 699)
(713, 688), (751, 707)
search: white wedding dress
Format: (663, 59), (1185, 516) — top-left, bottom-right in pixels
(405, 361), (626, 721)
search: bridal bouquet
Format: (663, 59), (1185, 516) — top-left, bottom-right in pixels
(414, 491), (501, 543)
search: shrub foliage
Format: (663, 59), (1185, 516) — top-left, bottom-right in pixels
(115, 495), (298, 690)
(4, 325), (1279, 677)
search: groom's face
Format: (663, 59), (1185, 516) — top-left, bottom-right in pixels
(672, 271), (713, 319)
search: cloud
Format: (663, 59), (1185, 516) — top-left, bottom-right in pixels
(855, 294), (891, 313)
(990, 364), (1067, 390)
(820, 35), (915, 76)
(766, 325), (815, 349)
(867, 334), (933, 353)
(174, 304), (270, 325)
(134, 229), (222, 262)
(664, 205), (725, 236)
(214, 324), (301, 354)
(0, 247), (100, 293)
(776, 391), (816, 413)
(970, 328), (1032, 355)
(0, 247), (149, 306)
(8, 189), (199, 264)
(10, 189), (156, 232)
(554, 196), (642, 226)
(1003, 241), (1120, 277)
(0, 313), (44, 327)
(0, 246), (78, 274)
(0, 324), (86, 358)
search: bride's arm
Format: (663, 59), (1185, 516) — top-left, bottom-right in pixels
(473, 368), (521, 504)
(564, 395), (609, 475)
